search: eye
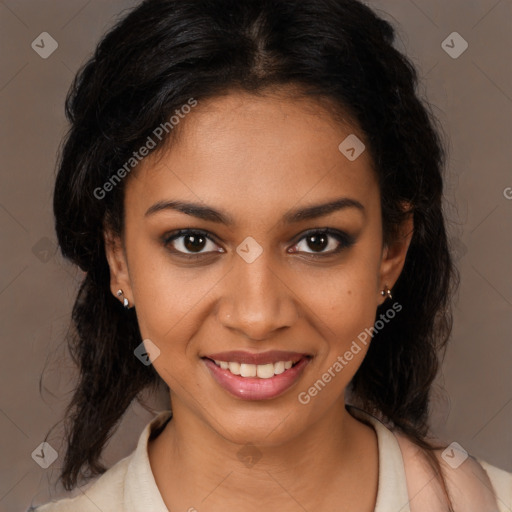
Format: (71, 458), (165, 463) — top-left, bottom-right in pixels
(163, 229), (223, 257)
(289, 228), (355, 256)
(162, 227), (355, 259)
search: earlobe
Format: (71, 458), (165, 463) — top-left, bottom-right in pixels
(103, 229), (134, 307)
(116, 289), (131, 309)
(378, 209), (414, 303)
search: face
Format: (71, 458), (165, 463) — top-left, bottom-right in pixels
(105, 88), (412, 446)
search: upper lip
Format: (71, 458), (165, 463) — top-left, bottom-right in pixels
(202, 350), (310, 365)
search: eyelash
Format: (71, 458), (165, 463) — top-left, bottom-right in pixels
(162, 228), (355, 259)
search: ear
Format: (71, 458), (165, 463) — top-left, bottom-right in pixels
(104, 228), (134, 307)
(378, 203), (414, 305)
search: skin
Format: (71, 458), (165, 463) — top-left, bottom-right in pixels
(105, 87), (414, 512)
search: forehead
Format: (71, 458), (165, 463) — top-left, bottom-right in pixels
(125, 89), (378, 215)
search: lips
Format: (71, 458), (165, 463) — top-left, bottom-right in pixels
(201, 351), (312, 400)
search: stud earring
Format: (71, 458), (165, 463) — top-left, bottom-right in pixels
(116, 289), (130, 309)
(380, 285), (392, 300)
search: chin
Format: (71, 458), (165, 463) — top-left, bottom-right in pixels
(205, 402), (308, 447)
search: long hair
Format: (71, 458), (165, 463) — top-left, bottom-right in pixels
(50, 0), (459, 506)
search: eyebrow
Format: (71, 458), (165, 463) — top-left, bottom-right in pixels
(144, 197), (365, 225)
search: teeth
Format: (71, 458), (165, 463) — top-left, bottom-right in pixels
(228, 361), (240, 375)
(274, 361), (285, 375)
(212, 359), (297, 378)
(240, 363), (257, 377)
(256, 363), (274, 379)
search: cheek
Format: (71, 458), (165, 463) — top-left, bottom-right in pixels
(303, 246), (381, 371)
(132, 267), (208, 340)
(319, 287), (378, 369)
(129, 263), (207, 385)
(125, 240), (205, 347)
(311, 258), (380, 326)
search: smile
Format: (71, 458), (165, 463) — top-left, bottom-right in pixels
(201, 351), (312, 400)
(211, 359), (296, 379)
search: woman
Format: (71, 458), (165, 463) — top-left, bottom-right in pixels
(29, 0), (512, 510)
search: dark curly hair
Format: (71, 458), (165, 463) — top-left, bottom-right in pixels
(48, 0), (459, 506)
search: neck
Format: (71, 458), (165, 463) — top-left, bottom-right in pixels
(148, 398), (379, 512)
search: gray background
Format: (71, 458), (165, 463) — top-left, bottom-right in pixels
(1, 0), (511, 510)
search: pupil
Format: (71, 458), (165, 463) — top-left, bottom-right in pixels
(184, 234), (205, 252)
(308, 233), (327, 252)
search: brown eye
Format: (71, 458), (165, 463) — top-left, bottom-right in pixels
(181, 233), (207, 252)
(163, 229), (223, 256)
(305, 232), (329, 252)
(290, 229), (355, 255)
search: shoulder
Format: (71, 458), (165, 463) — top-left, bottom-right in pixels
(29, 454), (132, 512)
(477, 458), (512, 511)
(393, 431), (512, 512)
(29, 410), (172, 512)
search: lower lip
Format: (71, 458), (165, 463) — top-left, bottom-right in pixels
(203, 357), (310, 401)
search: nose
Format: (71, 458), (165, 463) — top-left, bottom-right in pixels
(217, 250), (298, 341)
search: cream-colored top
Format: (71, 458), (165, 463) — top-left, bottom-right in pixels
(29, 406), (512, 511)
